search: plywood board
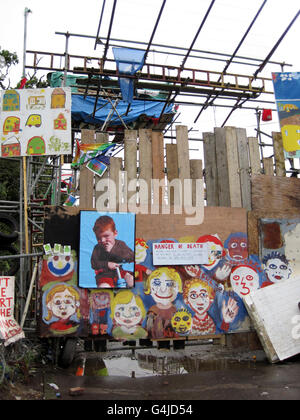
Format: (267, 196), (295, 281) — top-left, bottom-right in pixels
(251, 174), (300, 211)
(244, 277), (300, 363)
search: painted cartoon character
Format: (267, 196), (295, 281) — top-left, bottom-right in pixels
(43, 284), (81, 335)
(171, 308), (192, 336)
(39, 251), (77, 287)
(110, 290), (147, 340)
(183, 278), (238, 335)
(262, 252), (292, 288)
(224, 232), (248, 264)
(145, 267), (182, 339)
(135, 238), (152, 282)
(89, 290), (113, 335)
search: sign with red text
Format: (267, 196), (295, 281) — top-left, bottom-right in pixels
(0, 277), (25, 345)
(152, 242), (209, 266)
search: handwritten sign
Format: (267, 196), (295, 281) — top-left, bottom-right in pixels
(0, 277), (25, 345)
(152, 242), (209, 266)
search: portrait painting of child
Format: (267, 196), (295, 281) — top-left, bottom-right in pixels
(79, 211), (135, 288)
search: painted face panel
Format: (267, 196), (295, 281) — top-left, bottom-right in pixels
(114, 296), (142, 327)
(227, 237), (248, 261)
(264, 257), (291, 283)
(186, 285), (213, 315)
(47, 289), (78, 320)
(171, 310), (192, 335)
(230, 266), (260, 298)
(91, 292), (111, 309)
(47, 253), (75, 277)
(150, 273), (179, 306)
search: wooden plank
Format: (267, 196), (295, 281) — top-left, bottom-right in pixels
(176, 125), (191, 181)
(166, 143), (179, 206)
(139, 129), (153, 210)
(248, 136), (261, 176)
(214, 127), (230, 207)
(263, 157), (274, 176)
(225, 127), (242, 208)
(109, 157), (122, 212)
(124, 129), (138, 207)
(236, 127), (251, 210)
(272, 131), (286, 177)
(79, 129), (95, 209)
(95, 132), (109, 208)
(251, 174), (300, 212)
(203, 132), (219, 206)
(190, 159), (203, 207)
(151, 130), (164, 212)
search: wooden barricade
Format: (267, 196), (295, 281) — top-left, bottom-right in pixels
(203, 127), (286, 210)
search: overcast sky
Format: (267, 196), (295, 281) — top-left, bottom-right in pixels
(1, 0), (299, 149)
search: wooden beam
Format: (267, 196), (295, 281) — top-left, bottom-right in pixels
(203, 132), (219, 206)
(236, 127), (251, 210)
(79, 129), (96, 209)
(248, 136), (261, 176)
(272, 131), (286, 177)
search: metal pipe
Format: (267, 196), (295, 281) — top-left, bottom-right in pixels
(0, 252), (43, 260)
(94, 0), (106, 50)
(102, 0), (118, 65)
(253, 9), (300, 78)
(180, 0), (216, 70)
(144, 0), (167, 63)
(22, 7), (32, 78)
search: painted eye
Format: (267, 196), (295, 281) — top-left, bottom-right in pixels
(241, 242), (247, 248)
(246, 275), (253, 281)
(233, 275), (240, 281)
(153, 279), (161, 287)
(231, 243), (238, 248)
(190, 292), (198, 299)
(53, 256), (59, 261)
(280, 265), (288, 270)
(183, 316), (189, 321)
(65, 256), (70, 261)
(269, 264), (277, 269)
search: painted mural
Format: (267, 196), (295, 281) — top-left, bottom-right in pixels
(0, 87), (72, 157)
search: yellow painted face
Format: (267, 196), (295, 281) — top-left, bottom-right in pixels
(171, 309), (192, 335)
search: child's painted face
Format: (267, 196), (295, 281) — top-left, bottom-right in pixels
(171, 310), (192, 335)
(97, 228), (117, 252)
(135, 243), (148, 263)
(204, 242), (223, 269)
(264, 258), (291, 283)
(150, 272), (179, 306)
(186, 285), (213, 315)
(114, 296), (142, 327)
(91, 292), (111, 309)
(47, 289), (79, 320)
(227, 237), (248, 261)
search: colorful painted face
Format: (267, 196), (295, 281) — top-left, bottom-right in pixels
(47, 289), (79, 320)
(186, 285), (213, 315)
(230, 266), (260, 298)
(91, 292), (111, 309)
(150, 272), (179, 306)
(227, 237), (248, 261)
(114, 296), (142, 327)
(204, 242), (223, 269)
(97, 229), (117, 252)
(264, 258), (291, 283)
(135, 243), (148, 264)
(47, 253), (74, 277)
(171, 309), (192, 335)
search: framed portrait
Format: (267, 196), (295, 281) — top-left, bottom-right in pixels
(79, 211), (136, 288)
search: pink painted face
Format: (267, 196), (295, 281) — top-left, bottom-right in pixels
(227, 237), (248, 261)
(230, 265), (259, 298)
(150, 273), (179, 306)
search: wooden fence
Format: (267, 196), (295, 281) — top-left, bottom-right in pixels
(78, 125), (285, 213)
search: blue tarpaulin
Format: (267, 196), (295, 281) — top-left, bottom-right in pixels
(71, 94), (174, 126)
(113, 47), (146, 103)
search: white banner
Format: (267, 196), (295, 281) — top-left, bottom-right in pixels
(152, 242), (209, 266)
(0, 276), (25, 346)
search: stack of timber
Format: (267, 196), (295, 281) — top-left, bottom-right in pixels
(203, 127), (286, 210)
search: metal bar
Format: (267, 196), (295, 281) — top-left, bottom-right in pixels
(253, 9), (300, 78)
(0, 252), (43, 260)
(144, 0), (167, 63)
(102, 0), (118, 65)
(180, 0), (216, 70)
(94, 0), (106, 50)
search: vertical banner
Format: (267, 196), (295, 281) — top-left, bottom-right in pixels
(0, 87), (72, 157)
(0, 276), (25, 345)
(272, 72), (300, 158)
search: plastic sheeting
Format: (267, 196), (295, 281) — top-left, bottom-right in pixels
(71, 94), (174, 126)
(113, 47), (146, 103)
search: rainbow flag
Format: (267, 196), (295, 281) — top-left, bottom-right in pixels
(71, 140), (117, 168)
